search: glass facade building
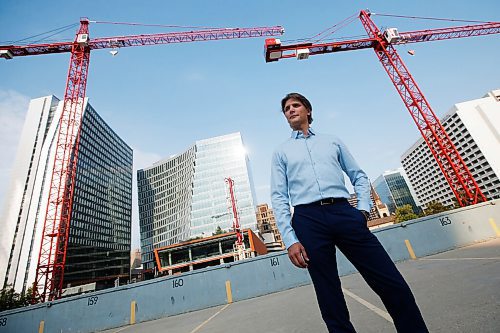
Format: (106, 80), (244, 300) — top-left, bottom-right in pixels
(191, 134), (257, 236)
(373, 176), (396, 213)
(65, 104), (133, 288)
(373, 168), (420, 214)
(0, 96), (132, 292)
(137, 132), (258, 271)
(137, 147), (196, 271)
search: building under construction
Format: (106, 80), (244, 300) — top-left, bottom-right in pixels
(154, 229), (267, 275)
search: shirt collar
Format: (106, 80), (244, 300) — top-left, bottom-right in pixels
(291, 127), (315, 139)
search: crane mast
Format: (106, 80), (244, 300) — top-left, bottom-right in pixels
(224, 177), (246, 261)
(35, 18), (91, 303)
(358, 10), (486, 206)
(265, 10), (499, 207)
(1, 19), (283, 302)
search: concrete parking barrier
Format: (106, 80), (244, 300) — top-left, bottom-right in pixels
(0, 199), (498, 333)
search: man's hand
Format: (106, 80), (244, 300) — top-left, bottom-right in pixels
(287, 242), (309, 268)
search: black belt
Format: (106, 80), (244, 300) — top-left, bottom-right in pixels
(302, 198), (347, 206)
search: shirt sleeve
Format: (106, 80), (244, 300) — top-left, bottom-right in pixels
(337, 139), (372, 212)
(270, 149), (299, 249)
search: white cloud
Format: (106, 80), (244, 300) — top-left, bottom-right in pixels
(0, 90), (29, 158)
(0, 90), (29, 208)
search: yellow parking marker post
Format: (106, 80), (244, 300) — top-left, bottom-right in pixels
(225, 280), (233, 304)
(489, 218), (500, 237)
(405, 239), (417, 259)
(130, 300), (136, 325)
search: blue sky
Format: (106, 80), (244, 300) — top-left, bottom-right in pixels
(1, 0), (499, 249)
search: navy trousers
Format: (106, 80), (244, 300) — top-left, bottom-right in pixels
(292, 200), (428, 333)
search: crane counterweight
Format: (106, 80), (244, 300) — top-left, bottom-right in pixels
(0, 49), (13, 59)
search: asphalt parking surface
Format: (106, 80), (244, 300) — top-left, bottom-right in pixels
(99, 238), (500, 333)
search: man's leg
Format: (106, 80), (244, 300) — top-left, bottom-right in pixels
(293, 205), (357, 333)
(329, 203), (428, 333)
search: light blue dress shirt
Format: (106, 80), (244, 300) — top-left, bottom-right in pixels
(270, 128), (371, 249)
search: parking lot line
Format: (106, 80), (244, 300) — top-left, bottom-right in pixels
(190, 304), (231, 333)
(419, 257), (500, 261)
(342, 288), (393, 323)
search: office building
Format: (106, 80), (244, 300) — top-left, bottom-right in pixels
(401, 89), (500, 208)
(0, 96), (133, 292)
(256, 203), (285, 251)
(137, 132), (258, 272)
(373, 168), (421, 214)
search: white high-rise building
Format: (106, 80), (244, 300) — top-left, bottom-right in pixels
(0, 96), (133, 292)
(401, 89), (500, 208)
(137, 132), (258, 271)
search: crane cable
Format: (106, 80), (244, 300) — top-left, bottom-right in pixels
(4, 14), (492, 46)
(372, 13), (494, 24)
(281, 12), (496, 45)
(282, 12), (363, 44)
(0, 20), (241, 45)
(312, 13), (359, 43)
(0, 23), (78, 45)
(92, 20), (224, 30)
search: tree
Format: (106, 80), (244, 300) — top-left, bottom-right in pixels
(212, 226), (226, 236)
(395, 204), (418, 223)
(23, 286), (40, 305)
(423, 200), (450, 216)
(0, 285), (40, 311)
(0, 286), (17, 311)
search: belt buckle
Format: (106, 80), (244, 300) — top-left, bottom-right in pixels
(320, 199), (330, 206)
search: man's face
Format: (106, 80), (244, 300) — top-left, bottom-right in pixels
(283, 98), (310, 131)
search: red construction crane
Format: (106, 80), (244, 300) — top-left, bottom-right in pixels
(0, 19), (283, 302)
(224, 177), (246, 260)
(224, 177), (244, 245)
(265, 10), (499, 208)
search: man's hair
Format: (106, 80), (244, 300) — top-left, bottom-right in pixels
(281, 92), (313, 124)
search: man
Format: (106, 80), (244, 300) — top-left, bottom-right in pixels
(270, 93), (428, 333)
